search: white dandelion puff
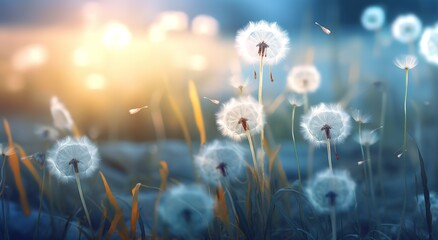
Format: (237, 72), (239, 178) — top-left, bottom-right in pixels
(194, 140), (246, 186)
(46, 136), (100, 182)
(300, 103), (351, 146)
(419, 24), (438, 65)
(350, 109), (371, 124)
(394, 55), (418, 70)
(235, 20), (289, 65)
(355, 129), (379, 146)
(158, 184), (214, 237)
(286, 65), (321, 94)
(50, 96), (75, 132)
(288, 94), (303, 107)
(216, 96), (265, 141)
(34, 125), (60, 141)
(361, 6), (385, 31)
(306, 169), (356, 213)
(392, 14), (422, 44)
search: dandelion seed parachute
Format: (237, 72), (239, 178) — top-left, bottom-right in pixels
(306, 169), (356, 213)
(394, 55), (418, 70)
(216, 96), (265, 141)
(361, 6), (385, 31)
(286, 65), (321, 94)
(351, 109), (371, 124)
(300, 103), (351, 146)
(419, 24), (438, 65)
(194, 140), (245, 186)
(392, 14), (422, 44)
(288, 94), (303, 107)
(46, 136), (100, 182)
(158, 184), (214, 237)
(235, 20), (289, 65)
(50, 96), (75, 132)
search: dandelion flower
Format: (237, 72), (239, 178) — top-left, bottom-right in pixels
(158, 184), (214, 237)
(235, 20), (289, 65)
(306, 169), (356, 213)
(392, 14), (422, 44)
(229, 75), (249, 93)
(46, 136), (100, 182)
(51, 96), (75, 132)
(361, 6), (385, 31)
(394, 55), (418, 70)
(34, 125), (60, 141)
(300, 103), (351, 146)
(355, 129), (379, 146)
(194, 140), (245, 186)
(288, 94), (303, 107)
(287, 65), (321, 94)
(216, 96), (264, 141)
(419, 24), (438, 65)
(351, 109), (371, 124)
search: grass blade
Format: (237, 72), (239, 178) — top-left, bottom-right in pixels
(189, 80), (206, 145)
(130, 183), (141, 238)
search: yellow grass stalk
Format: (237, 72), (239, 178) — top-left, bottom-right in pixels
(130, 183), (141, 238)
(189, 80), (206, 145)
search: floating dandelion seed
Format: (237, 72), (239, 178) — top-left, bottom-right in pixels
(315, 22), (331, 35)
(392, 14), (422, 44)
(287, 65), (321, 94)
(51, 96), (74, 132)
(235, 21), (289, 65)
(129, 106), (148, 115)
(203, 97), (220, 105)
(394, 55), (418, 70)
(361, 6), (385, 31)
(419, 24), (438, 65)
(357, 160), (365, 165)
(216, 96), (264, 141)
(306, 169), (356, 213)
(158, 184), (214, 237)
(194, 140), (245, 186)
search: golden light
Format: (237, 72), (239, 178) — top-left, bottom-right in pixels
(148, 24), (167, 43)
(191, 15), (219, 36)
(85, 73), (106, 90)
(4, 74), (25, 92)
(11, 44), (48, 71)
(188, 54), (207, 71)
(157, 11), (188, 31)
(73, 47), (92, 67)
(101, 21), (132, 49)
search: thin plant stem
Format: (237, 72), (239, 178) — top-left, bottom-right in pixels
(245, 130), (258, 176)
(358, 122), (370, 204)
(330, 208), (336, 240)
(378, 90), (387, 202)
(291, 105), (305, 225)
(326, 138), (333, 174)
(397, 68), (409, 240)
(74, 172), (93, 231)
(258, 56), (264, 105)
(366, 144), (376, 215)
(239, 86), (243, 96)
(34, 167), (46, 240)
(258, 55), (265, 185)
(303, 92), (309, 112)
(1, 155), (9, 240)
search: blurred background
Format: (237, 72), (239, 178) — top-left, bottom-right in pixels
(0, 0), (437, 150)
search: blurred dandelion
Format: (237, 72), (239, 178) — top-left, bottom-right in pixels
(361, 6), (385, 31)
(34, 125), (60, 142)
(0, 143), (13, 157)
(419, 24), (438, 65)
(306, 169), (356, 240)
(392, 14), (422, 44)
(158, 184), (214, 237)
(286, 65), (321, 111)
(236, 20), (289, 104)
(355, 129), (379, 146)
(216, 96), (264, 174)
(351, 109), (371, 124)
(229, 75), (249, 96)
(47, 136), (100, 230)
(191, 15), (219, 36)
(50, 96), (75, 132)
(194, 140), (245, 186)
(301, 103), (351, 172)
(394, 54), (417, 240)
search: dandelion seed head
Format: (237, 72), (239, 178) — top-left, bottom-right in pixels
(50, 96), (75, 132)
(235, 20), (289, 65)
(300, 103), (351, 146)
(306, 169), (356, 213)
(392, 14), (422, 44)
(158, 184), (214, 237)
(288, 94), (303, 107)
(419, 24), (438, 65)
(46, 136), (100, 182)
(361, 6), (385, 31)
(34, 125), (60, 141)
(194, 140), (245, 186)
(216, 96), (265, 141)
(355, 129), (379, 146)
(229, 75), (249, 90)
(351, 109), (371, 124)
(286, 65), (321, 94)
(394, 55), (418, 70)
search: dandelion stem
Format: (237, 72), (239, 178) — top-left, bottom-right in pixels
(397, 68), (409, 240)
(303, 92), (309, 112)
(74, 172), (93, 231)
(35, 167), (46, 239)
(291, 105), (305, 225)
(366, 144), (376, 215)
(330, 208), (336, 240)
(326, 138), (333, 174)
(378, 90), (387, 203)
(258, 55), (266, 184)
(358, 122), (370, 205)
(245, 130), (258, 176)
(258, 56), (264, 105)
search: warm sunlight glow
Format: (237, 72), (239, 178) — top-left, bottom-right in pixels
(101, 21), (132, 49)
